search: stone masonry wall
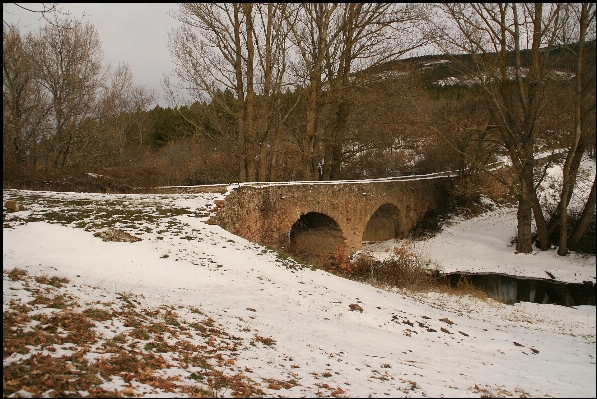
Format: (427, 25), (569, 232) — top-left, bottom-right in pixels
(208, 177), (452, 255)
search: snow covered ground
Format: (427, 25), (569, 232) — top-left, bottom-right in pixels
(361, 205), (596, 284)
(3, 177), (595, 398)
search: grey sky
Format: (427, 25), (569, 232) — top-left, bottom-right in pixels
(3, 3), (180, 107)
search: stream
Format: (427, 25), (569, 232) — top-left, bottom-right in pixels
(441, 272), (596, 307)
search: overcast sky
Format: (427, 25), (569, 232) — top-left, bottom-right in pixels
(3, 3), (180, 107)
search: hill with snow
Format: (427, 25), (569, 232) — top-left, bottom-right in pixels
(3, 162), (595, 398)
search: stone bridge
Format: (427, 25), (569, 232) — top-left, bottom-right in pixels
(207, 172), (454, 261)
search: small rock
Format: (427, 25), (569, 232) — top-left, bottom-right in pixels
(5, 200), (24, 212)
(94, 228), (141, 242)
(349, 303), (363, 313)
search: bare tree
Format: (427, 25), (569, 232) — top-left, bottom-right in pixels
(554, 3), (596, 254)
(283, 3), (426, 180)
(3, 25), (51, 168)
(320, 3), (426, 180)
(29, 17), (104, 168)
(168, 3), (296, 182)
(283, 3), (340, 180)
(167, 4), (246, 179)
(427, 3), (570, 253)
(88, 62), (156, 167)
(253, 3), (298, 182)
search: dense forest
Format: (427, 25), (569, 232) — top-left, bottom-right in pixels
(3, 3), (596, 255)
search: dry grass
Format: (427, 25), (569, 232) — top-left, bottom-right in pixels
(470, 383), (532, 398)
(2, 268), (277, 398)
(321, 243), (490, 300)
(253, 334), (276, 347)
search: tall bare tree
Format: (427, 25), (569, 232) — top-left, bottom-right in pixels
(554, 3), (596, 254)
(283, 3), (340, 180)
(253, 3), (297, 182)
(320, 3), (425, 180)
(168, 3), (295, 182)
(427, 3), (569, 253)
(3, 25), (51, 168)
(29, 17), (104, 168)
(283, 3), (425, 180)
(88, 62), (155, 167)
(168, 3), (246, 180)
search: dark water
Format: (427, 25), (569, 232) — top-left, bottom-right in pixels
(441, 272), (596, 307)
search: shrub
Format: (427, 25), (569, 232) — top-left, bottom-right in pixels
(339, 243), (489, 299)
(349, 245), (437, 291)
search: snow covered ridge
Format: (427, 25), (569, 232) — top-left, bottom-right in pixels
(424, 59), (450, 66)
(434, 67), (575, 87)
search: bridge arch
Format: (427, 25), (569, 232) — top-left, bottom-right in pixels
(286, 212), (345, 264)
(362, 203), (402, 242)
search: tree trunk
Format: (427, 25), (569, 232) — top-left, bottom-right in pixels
(258, 3), (274, 183)
(330, 101), (350, 179)
(558, 3), (590, 255)
(303, 81), (318, 180)
(233, 4), (246, 182)
(569, 174), (596, 247)
(516, 185), (534, 254)
(244, 3), (257, 182)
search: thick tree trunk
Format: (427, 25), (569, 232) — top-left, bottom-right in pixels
(330, 101), (350, 179)
(233, 4), (246, 182)
(548, 142), (588, 237)
(516, 187), (534, 254)
(244, 3), (257, 182)
(303, 82), (318, 180)
(516, 146), (535, 253)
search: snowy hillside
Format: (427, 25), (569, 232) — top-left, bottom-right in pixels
(3, 178), (595, 397)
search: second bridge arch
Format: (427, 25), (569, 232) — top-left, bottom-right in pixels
(362, 203), (402, 242)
